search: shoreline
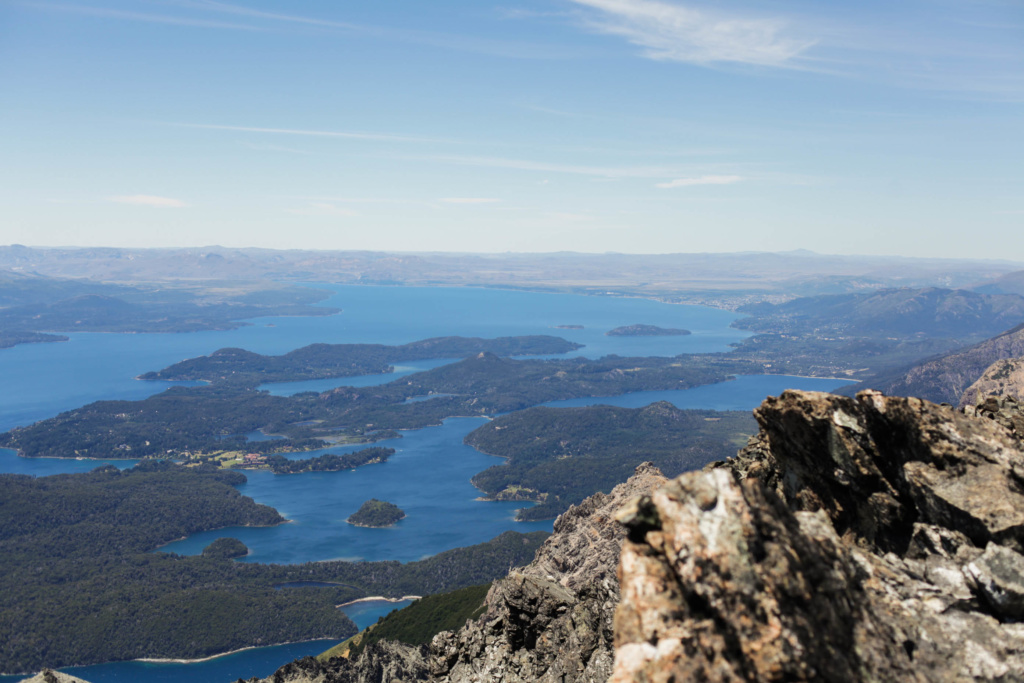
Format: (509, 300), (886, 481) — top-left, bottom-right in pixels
(0, 639), (336, 675)
(134, 638), (324, 665)
(337, 595), (421, 608)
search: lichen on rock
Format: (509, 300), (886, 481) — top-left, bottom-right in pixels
(612, 389), (1024, 683)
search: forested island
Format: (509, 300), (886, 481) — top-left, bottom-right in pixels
(348, 499), (406, 527)
(606, 324), (691, 336)
(0, 462), (546, 674)
(265, 447), (395, 474)
(0, 351), (755, 459)
(465, 402), (755, 520)
(139, 335), (583, 384)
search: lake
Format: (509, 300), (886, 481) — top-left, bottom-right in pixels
(0, 284), (853, 682)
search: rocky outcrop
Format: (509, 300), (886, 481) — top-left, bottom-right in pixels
(242, 641), (429, 683)
(243, 463), (667, 683)
(876, 323), (1024, 404)
(430, 462), (666, 683)
(18, 670), (91, 683)
(612, 389), (1024, 682)
(960, 357), (1024, 407)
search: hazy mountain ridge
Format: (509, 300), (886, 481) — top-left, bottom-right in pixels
(2, 247), (1020, 310)
(0, 268), (338, 348)
(735, 287), (1024, 340)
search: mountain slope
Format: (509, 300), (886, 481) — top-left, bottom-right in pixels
(869, 323), (1024, 403)
(735, 287), (1024, 339)
(960, 357), (1024, 407)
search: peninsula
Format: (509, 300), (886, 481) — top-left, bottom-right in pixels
(606, 324), (691, 336)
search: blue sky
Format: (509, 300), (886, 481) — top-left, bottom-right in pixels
(1, 0), (1022, 257)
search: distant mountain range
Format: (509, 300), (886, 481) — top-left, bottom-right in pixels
(2, 245), (1021, 309)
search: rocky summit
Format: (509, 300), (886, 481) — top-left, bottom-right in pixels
(613, 389), (1024, 682)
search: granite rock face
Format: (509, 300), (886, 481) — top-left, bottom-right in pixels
(960, 357), (1024, 408)
(430, 462), (667, 683)
(236, 640), (428, 683)
(612, 389), (1024, 682)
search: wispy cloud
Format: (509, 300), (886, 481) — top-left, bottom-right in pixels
(108, 195), (187, 208)
(170, 123), (447, 144)
(27, 2), (261, 30)
(566, 0), (815, 67)
(439, 198), (502, 204)
(656, 175), (743, 188)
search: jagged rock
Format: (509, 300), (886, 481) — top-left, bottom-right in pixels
(612, 390), (1024, 683)
(967, 544), (1024, 618)
(18, 670), (90, 683)
(246, 463), (666, 683)
(960, 357), (1024, 408)
(430, 463), (666, 683)
(237, 640), (428, 683)
(963, 392), (1024, 437)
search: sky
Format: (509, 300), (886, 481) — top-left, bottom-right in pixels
(0, 0), (1022, 258)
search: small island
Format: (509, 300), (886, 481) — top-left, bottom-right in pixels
(606, 324), (691, 337)
(348, 499), (406, 528)
(264, 447), (395, 474)
(201, 537), (250, 560)
(553, 324), (584, 330)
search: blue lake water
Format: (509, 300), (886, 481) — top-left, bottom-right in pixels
(0, 284), (856, 682)
(157, 417), (552, 564)
(542, 375), (854, 411)
(0, 284), (749, 433)
(340, 599), (416, 630)
(0, 641), (338, 683)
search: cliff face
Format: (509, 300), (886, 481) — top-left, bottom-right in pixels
(960, 358), (1024, 408)
(242, 463), (667, 683)
(430, 462), (666, 683)
(613, 389), (1024, 682)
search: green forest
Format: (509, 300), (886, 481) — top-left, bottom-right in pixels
(342, 583), (492, 659)
(0, 353), (755, 459)
(265, 447), (395, 474)
(465, 402), (756, 520)
(0, 463), (546, 674)
(140, 335), (582, 384)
